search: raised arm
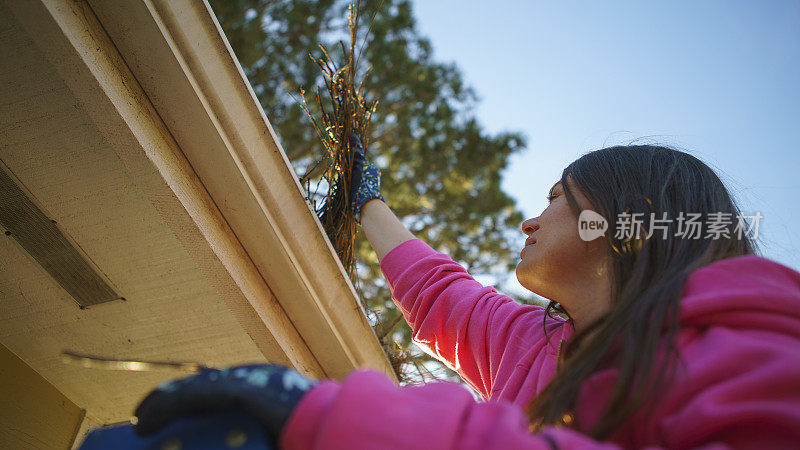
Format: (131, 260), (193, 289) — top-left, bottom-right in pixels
(347, 135), (561, 397)
(376, 236), (560, 397)
(360, 198), (415, 262)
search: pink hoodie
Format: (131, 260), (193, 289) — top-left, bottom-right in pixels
(282, 239), (800, 449)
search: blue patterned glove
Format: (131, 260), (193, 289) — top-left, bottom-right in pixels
(349, 134), (384, 225)
(133, 364), (317, 446)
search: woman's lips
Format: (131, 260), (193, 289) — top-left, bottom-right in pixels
(520, 243), (535, 258)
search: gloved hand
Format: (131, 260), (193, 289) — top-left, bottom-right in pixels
(348, 134), (385, 225)
(133, 363), (317, 446)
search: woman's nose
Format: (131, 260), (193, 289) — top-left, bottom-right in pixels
(521, 217), (539, 235)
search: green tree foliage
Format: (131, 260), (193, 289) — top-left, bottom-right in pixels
(209, 0), (531, 383)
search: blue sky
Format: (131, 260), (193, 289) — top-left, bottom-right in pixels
(411, 0), (800, 295)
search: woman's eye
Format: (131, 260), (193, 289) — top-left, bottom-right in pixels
(546, 193), (559, 202)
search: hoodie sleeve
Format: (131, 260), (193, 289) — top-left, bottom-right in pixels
(378, 239), (562, 398)
(279, 369), (618, 450)
(279, 370), (742, 450)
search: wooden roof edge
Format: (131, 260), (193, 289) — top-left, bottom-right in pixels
(4, 0), (325, 376)
(86, 0), (397, 381)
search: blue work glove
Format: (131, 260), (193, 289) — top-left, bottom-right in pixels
(133, 364), (317, 446)
(348, 134), (384, 225)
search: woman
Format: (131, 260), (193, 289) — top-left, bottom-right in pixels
(133, 136), (800, 449)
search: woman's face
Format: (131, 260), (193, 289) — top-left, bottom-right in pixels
(515, 176), (612, 327)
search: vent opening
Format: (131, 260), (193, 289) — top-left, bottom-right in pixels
(0, 161), (121, 308)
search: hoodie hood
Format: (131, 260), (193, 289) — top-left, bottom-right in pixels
(679, 254), (800, 339)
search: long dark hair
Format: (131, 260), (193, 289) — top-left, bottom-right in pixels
(526, 144), (759, 439)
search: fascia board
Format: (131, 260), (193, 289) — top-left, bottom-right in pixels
(4, 0), (324, 378)
(85, 0), (396, 380)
